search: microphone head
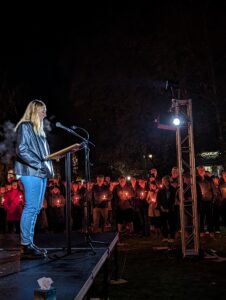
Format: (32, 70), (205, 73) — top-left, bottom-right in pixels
(55, 122), (61, 127)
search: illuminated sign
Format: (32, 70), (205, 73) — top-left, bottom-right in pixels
(199, 151), (220, 159)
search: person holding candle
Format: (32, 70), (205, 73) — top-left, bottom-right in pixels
(211, 175), (221, 234)
(112, 176), (135, 234)
(14, 100), (54, 259)
(47, 185), (65, 233)
(146, 181), (161, 235)
(196, 165), (214, 236)
(170, 166), (179, 189)
(92, 175), (112, 232)
(71, 181), (83, 231)
(134, 178), (149, 236)
(3, 180), (24, 233)
(156, 175), (176, 242)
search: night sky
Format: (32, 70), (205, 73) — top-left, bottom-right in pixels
(1, 1), (226, 177)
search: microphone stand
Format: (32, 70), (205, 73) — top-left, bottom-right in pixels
(57, 123), (106, 255)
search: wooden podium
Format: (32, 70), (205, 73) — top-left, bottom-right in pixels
(45, 143), (83, 254)
(45, 143), (82, 161)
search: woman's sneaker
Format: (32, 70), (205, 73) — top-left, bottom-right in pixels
(20, 244), (46, 260)
(31, 243), (48, 255)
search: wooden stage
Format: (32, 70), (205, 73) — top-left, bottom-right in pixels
(0, 231), (119, 300)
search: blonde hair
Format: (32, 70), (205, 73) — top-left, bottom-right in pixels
(15, 100), (46, 136)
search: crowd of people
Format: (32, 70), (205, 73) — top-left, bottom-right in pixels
(1, 165), (226, 242)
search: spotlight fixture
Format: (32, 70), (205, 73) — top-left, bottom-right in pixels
(172, 117), (181, 126)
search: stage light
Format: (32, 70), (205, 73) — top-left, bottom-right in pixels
(172, 117), (181, 126)
(148, 154), (153, 159)
(127, 176), (131, 181)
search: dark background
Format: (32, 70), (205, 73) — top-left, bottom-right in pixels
(0, 1), (226, 178)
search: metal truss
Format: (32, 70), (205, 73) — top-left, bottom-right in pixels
(172, 99), (199, 257)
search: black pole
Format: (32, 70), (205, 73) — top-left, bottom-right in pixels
(55, 123), (106, 254)
(83, 142), (97, 255)
(65, 152), (72, 254)
(83, 142), (89, 236)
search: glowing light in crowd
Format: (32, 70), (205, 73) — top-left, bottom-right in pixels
(56, 199), (61, 207)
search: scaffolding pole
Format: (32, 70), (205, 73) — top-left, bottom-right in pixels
(173, 99), (199, 257)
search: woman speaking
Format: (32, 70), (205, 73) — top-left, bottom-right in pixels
(14, 100), (54, 259)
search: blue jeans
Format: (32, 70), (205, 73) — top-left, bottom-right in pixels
(20, 176), (47, 245)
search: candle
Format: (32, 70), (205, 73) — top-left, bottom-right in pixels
(73, 196), (80, 205)
(140, 192), (144, 199)
(120, 191), (130, 200)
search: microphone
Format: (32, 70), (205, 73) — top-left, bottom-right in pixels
(71, 125), (89, 139)
(55, 122), (76, 135)
(56, 122), (94, 146)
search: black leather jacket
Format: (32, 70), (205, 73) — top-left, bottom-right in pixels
(14, 122), (54, 178)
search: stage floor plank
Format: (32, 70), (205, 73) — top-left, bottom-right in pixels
(0, 232), (118, 300)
